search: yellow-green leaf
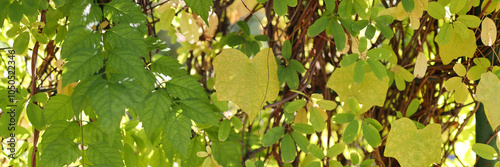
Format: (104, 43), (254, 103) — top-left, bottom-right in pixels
(218, 119), (231, 141)
(475, 72), (500, 130)
(327, 65), (390, 114)
(310, 107), (325, 132)
(436, 23), (453, 45)
(427, 2), (445, 19)
(213, 48), (279, 123)
(308, 144), (325, 159)
(384, 118), (442, 167)
(472, 143), (498, 160)
(456, 15), (481, 28)
(316, 99), (337, 110)
(261, 127), (285, 147)
(327, 143), (345, 157)
(343, 120), (359, 144)
(438, 29), (476, 65)
(362, 122), (381, 148)
(453, 63), (467, 77)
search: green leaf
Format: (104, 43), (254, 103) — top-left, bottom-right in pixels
(104, 0), (146, 24)
(166, 75), (208, 101)
(362, 122), (381, 148)
(354, 60), (366, 83)
(305, 161), (322, 167)
(38, 121), (80, 167)
(86, 143), (124, 167)
(137, 89), (172, 141)
(316, 100), (337, 110)
(348, 96), (361, 114)
(402, 0), (415, 12)
(281, 134), (297, 163)
(307, 16), (330, 37)
(237, 21), (251, 36)
(285, 99), (307, 113)
(71, 75), (100, 115)
(365, 25), (376, 39)
(360, 159), (375, 167)
(164, 113), (192, 156)
(285, 0), (297, 7)
(427, 2), (445, 19)
(457, 15), (481, 28)
(255, 35), (270, 41)
(363, 118), (383, 131)
(343, 119), (359, 144)
(454, 21), (470, 39)
(213, 48), (279, 123)
(292, 123), (315, 134)
(274, 0), (288, 16)
(330, 19), (346, 51)
(90, 79), (132, 142)
(262, 127), (285, 147)
(438, 29), (476, 65)
(449, 0), (467, 14)
(184, 0), (213, 23)
(308, 144), (325, 159)
(151, 55), (187, 78)
(69, 1), (103, 28)
(13, 31), (29, 54)
(324, 0), (335, 11)
(367, 58), (387, 81)
(282, 40), (292, 59)
(31, 93), (48, 103)
(327, 143), (345, 157)
(225, 34), (245, 47)
(332, 113), (355, 124)
(366, 48), (392, 60)
(218, 119), (231, 141)
(453, 63), (467, 77)
(231, 116), (243, 131)
(43, 95), (74, 125)
(211, 92), (229, 111)
(310, 107), (325, 132)
(27, 103), (45, 130)
(436, 23), (453, 45)
(384, 118), (442, 167)
(278, 65), (300, 89)
(406, 98), (420, 117)
(472, 143), (499, 160)
(476, 72), (500, 130)
(211, 139), (242, 166)
(289, 59), (305, 73)
(9, 1), (23, 23)
(353, 0), (369, 19)
(179, 99), (220, 125)
(338, 0), (353, 18)
(340, 54), (359, 67)
(375, 22), (394, 39)
(291, 131), (310, 153)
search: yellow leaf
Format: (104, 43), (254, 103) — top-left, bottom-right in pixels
(384, 118), (442, 167)
(438, 29), (476, 65)
(413, 52), (427, 78)
(294, 108), (308, 124)
(481, 17), (497, 46)
(475, 72), (500, 130)
(327, 65), (389, 114)
(213, 48), (279, 123)
(179, 11), (202, 44)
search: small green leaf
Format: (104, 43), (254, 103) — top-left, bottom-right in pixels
(32, 93), (49, 103)
(402, 0), (414, 12)
(225, 34), (245, 47)
(360, 159), (376, 167)
(308, 16), (330, 37)
(316, 100), (337, 110)
(285, 99), (307, 113)
(362, 122), (382, 148)
(327, 143), (345, 157)
(255, 35), (270, 41)
(305, 161), (322, 167)
(366, 48), (392, 60)
(330, 19), (346, 51)
(13, 31), (29, 54)
(449, 0), (467, 14)
(9, 1), (23, 23)
(292, 123), (315, 134)
(310, 107), (325, 132)
(231, 116), (243, 131)
(274, 0), (288, 16)
(282, 40), (292, 59)
(262, 127), (285, 147)
(237, 21), (251, 36)
(352, 20), (369, 33)
(363, 118), (383, 131)
(406, 98), (420, 117)
(348, 96), (361, 114)
(343, 120), (359, 144)
(472, 143), (498, 160)
(367, 58), (387, 81)
(338, 0), (353, 18)
(454, 82), (468, 103)
(350, 152), (360, 164)
(454, 21), (470, 39)
(365, 25), (376, 39)
(340, 54), (359, 67)
(457, 15), (481, 28)
(332, 113), (355, 124)
(453, 63), (467, 77)
(43, 95), (74, 125)
(436, 23), (453, 45)
(291, 131), (310, 153)
(218, 119), (231, 141)
(285, 0), (297, 7)
(27, 103), (45, 130)
(184, 0), (213, 23)
(375, 22), (394, 39)
(427, 2), (446, 19)
(358, 37), (367, 53)
(289, 59), (306, 73)
(281, 134), (297, 163)
(354, 60), (366, 83)
(324, 0), (335, 11)
(308, 144), (325, 159)
(467, 66), (487, 81)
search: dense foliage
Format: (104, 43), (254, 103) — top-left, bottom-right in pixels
(0, 0), (500, 166)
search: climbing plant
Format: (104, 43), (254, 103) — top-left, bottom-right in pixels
(0, 0), (499, 166)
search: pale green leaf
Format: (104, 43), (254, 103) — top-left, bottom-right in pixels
(348, 96), (362, 114)
(453, 21), (470, 39)
(332, 113), (355, 124)
(475, 72), (500, 130)
(456, 15), (481, 28)
(231, 116), (243, 131)
(327, 65), (389, 113)
(351, 152), (360, 164)
(384, 118), (442, 167)
(316, 99), (337, 110)
(262, 127), (285, 147)
(310, 107), (325, 132)
(327, 143), (345, 157)
(449, 0), (467, 14)
(285, 99), (307, 113)
(151, 55), (187, 78)
(406, 99), (420, 117)
(364, 118), (383, 131)
(366, 48), (392, 60)
(281, 134), (297, 163)
(305, 161), (322, 167)
(213, 48), (279, 123)
(454, 82), (468, 103)
(31, 93), (48, 103)
(472, 143), (498, 160)
(292, 123), (315, 134)
(453, 63), (467, 77)
(444, 77), (462, 91)
(439, 29), (476, 65)
(467, 66), (487, 81)
(291, 131), (310, 153)
(43, 95), (74, 125)
(308, 144), (325, 159)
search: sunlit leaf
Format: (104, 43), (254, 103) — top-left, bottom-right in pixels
(476, 72), (500, 130)
(481, 17), (497, 46)
(472, 143), (499, 160)
(439, 29), (476, 65)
